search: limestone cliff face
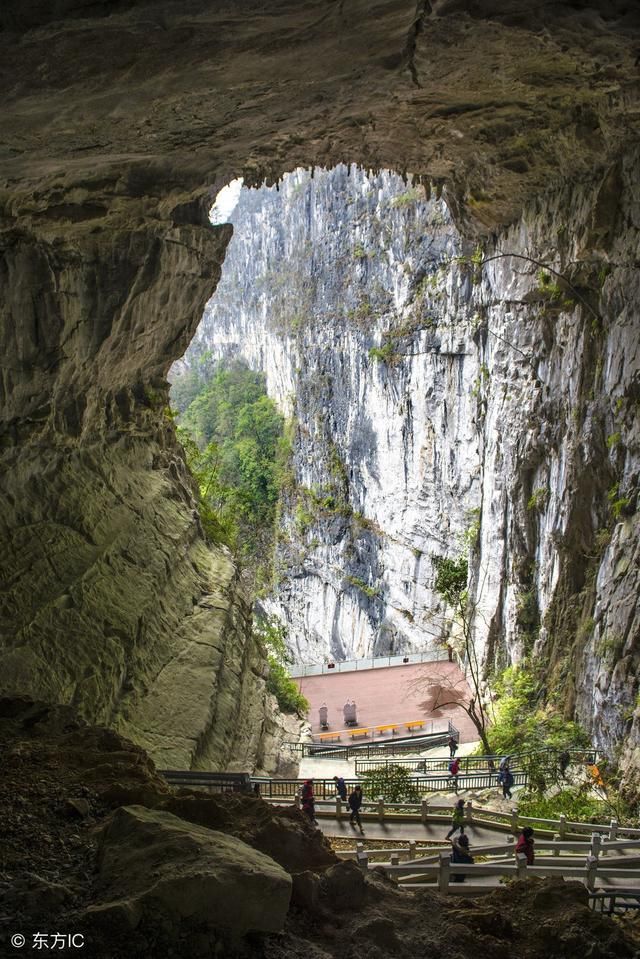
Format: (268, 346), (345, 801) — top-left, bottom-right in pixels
(178, 156), (639, 784)
(0, 192), (298, 773)
(175, 167), (476, 664)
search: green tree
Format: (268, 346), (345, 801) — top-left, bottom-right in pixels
(360, 764), (420, 803)
(417, 553), (494, 753)
(174, 360), (289, 574)
(488, 664), (591, 793)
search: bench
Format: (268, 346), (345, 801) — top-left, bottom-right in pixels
(405, 721), (426, 733)
(317, 731), (341, 742)
(350, 728), (370, 740)
(375, 724), (399, 735)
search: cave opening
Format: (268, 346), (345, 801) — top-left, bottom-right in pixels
(169, 164), (525, 681)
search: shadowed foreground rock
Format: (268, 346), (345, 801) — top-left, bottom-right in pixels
(1, 698), (637, 958)
(87, 805), (291, 937)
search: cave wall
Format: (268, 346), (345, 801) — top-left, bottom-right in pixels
(1, 0), (639, 774)
(0, 188), (302, 772)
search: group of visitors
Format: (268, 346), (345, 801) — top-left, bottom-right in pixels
(300, 777), (365, 834)
(300, 759), (536, 881)
(444, 799), (473, 880)
(333, 776), (365, 833)
(444, 799), (535, 881)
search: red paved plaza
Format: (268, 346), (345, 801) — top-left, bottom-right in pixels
(297, 661), (478, 744)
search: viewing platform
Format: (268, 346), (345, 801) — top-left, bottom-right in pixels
(296, 658), (477, 745)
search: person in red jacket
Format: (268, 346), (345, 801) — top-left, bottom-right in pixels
(301, 779), (317, 824)
(516, 826), (535, 864)
(448, 756), (460, 794)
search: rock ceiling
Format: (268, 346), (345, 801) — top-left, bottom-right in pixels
(1, 0), (639, 230)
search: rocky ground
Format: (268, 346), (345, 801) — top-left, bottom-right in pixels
(1, 697), (639, 959)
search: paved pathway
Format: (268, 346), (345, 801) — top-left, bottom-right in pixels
(316, 816), (640, 893)
(317, 816), (507, 845)
(299, 738), (483, 779)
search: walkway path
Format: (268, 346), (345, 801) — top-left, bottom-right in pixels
(299, 738), (482, 779)
(316, 816), (640, 893)
(317, 816), (506, 845)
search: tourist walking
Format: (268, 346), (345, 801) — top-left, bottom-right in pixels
(499, 765), (514, 800)
(516, 826), (535, 865)
(448, 735), (458, 759)
(333, 775), (347, 801)
(448, 756), (460, 793)
(450, 834), (473, 882)
(301, 779), (317, 824)
(445, 798), (466, 840)
(348, 785), (365, 834)
(558, 749), (570, 778)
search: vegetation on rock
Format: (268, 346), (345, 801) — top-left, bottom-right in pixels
(254, 615), (309, 716)
(174, 360), (291, 581)
(422, 551), (494, 754)
(489, 664), (588, 757)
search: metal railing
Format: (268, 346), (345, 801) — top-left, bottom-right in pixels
(305, 733), (450, 761)
(289, 647), (449, 678)
(299, 720), (459, 761)
(353, 746), (597, 777)
(160, 770), (253, 793)
(355, 754), (505, 776)
(162, 771), (527, 801)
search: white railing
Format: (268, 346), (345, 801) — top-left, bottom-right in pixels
(289, 647), (449, 678)
(265, 795), (638, 845)
(344, 833), (640, 897)
(337, 835), (640, 866)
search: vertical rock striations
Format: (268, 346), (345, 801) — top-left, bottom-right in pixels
(0, 181), (293, 772)
(175, 167), (480, 664)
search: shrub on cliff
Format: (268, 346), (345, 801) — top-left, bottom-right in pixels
(254, 615), (309, 717)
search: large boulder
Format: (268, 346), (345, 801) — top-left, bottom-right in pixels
(162, 792), (336, 873)
(93, 805), (292, 938)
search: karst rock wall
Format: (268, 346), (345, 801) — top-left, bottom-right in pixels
(0, 192), (301, 773)
(1, 0), (639, 778)
(178, 154), (640, 787)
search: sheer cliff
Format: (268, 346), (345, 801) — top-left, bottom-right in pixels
(177, 156), (640, 788)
